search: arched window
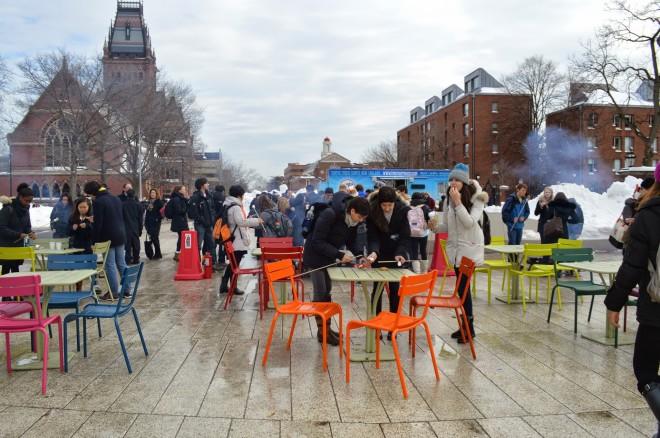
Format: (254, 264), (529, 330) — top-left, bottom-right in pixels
(31, 183), (41, 198)
(52, 183), (61, 198)
(42, 183), (50, 198)
(62, 183), (71, 195)
(76, 184), (81, 197)
(43, 118), (84, 168)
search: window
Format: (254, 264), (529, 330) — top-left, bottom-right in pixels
(624, 137), (634, 152)
(587, 112), (598, 128)
(586, 137), (596, 149)
(125, 24), (131, 40)
(491, 102), (498, 113)
(624, 114), (633, 129)
(613, 159), (621, 171)
(612, 137), (622, 151)
(410, 113), (417, 124)
(463, 123), (469, 137)
(492, 164), (499, 174)
(463, 103), (469, 117)
(44, 118), (83, 167)
(587, 158), (596, 173)
(421, 124), (425, 135)
(139, 71), (143, 81)
(653, 138), (658, 154)
(625, 156), (635, 167)
(426, 122), (430, 133)
(613, 114), (622, 129)
(492, 143), (499, 154)
(491, 123), (498, 134)
(463, 143), (470, 157)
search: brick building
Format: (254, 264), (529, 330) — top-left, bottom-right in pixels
(546, 83), (658, 190)
(397, 68), (532, 195)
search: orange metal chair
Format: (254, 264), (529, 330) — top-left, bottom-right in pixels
(409, 257), (477, 360)
(258, 237), (293, 248)
(262, 259), (343, 371)
(345, 270), (440, 399)
(223, 241), (264, 314)
(260, 246), (305, 316)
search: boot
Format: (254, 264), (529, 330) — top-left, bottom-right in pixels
(420, 260), (429, 273)
(643, 382), (660, 423)
(455, 317), (476, 343)
(315, 317), (339, 346)
(173, 253), (179, 261)
(411, 260), (421, 274)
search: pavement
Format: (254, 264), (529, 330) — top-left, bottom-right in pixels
(0, 228), (655, 437)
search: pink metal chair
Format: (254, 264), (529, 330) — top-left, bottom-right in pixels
(0, 275), (64, 394)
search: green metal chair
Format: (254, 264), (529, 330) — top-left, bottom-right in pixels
(547, 248), (608, 334)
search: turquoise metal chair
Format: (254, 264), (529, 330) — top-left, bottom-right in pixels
(63, 263), (148, 373)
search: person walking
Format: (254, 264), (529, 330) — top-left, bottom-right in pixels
(502, 183), (529, 245)
(144, 189), (164, 260)
(168, 186), (189, 262)
(605, 166), (660, 437)
(303, 193), (370, 345)
(567, 198), (584, 240)
(257, 194), (292, 238)
(430, 163), (488, 343)
(410, 192), (431, 273)
(69, 197), (94, 254)
(534, 187), (555, 243)
(50, 193), (72, 238)
(188, 177), (217, 267)
(122, 189), (143, 265)
(212, 185), (226, 268)
(0, 186), (36, 275)
(83, 181), (126, 300)
(546, 192), (577, 242)
(219, 185), (263, 295)
(118, 182), (132, 203)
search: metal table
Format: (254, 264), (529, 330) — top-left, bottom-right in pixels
(485, 244), (526, 303)
(3, 269), (98, 369)
(558, 260), (631, 346)
(328, 267), (413, 362)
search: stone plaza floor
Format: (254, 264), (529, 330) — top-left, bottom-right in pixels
(0, 231), (656, 437)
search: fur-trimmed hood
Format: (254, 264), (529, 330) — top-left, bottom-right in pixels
(0, 195), (11, 206)
(469, 180), (489, 205)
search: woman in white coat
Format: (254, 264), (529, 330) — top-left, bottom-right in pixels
(431, 163), (487, 343)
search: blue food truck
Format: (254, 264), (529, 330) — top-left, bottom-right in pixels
(321, 168), (452, 201)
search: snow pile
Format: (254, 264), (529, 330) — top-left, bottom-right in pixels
(30, 204), (53, 229)
(485, 176), (641, 240)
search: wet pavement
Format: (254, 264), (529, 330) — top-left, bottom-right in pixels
(0, 231), (655, 437)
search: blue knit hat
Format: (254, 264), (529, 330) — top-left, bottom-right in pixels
(448, 163), (470, 184)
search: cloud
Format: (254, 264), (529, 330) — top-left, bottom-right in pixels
(0, 0), (613, 177)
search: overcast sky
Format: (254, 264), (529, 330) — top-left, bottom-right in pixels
(0, 0), (615, 177)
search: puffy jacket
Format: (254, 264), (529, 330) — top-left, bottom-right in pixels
(50, 200), (72, 238)
(188, 190), (215, 228)
(168, 191), (189, 233)
(303, 192), (358, 269)
(122, 196), (144, 237)
(0, 199), (32, 247)
(90, 189), (126, 247)
(224, 196), (260, 251)
(605, 196), (660, 327)
(431, 181), (488, 266)
(144, 199), (164, 235)
(502, 194), (529, 230)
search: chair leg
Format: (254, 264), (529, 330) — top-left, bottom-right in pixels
(574, 294), (579, 334)
(63, 319), (69, 372)
(115, 317), (132, 373)
(5, 333), (11, 373)
(587, 295), (595, 322)
(454, 308), (466, 344)
(390, 332), (408, 399)
(132, 308), (148, 356)
(83, 317), (88, 358)
(375, 329), (381, 369)
(321, 317), (328, 371)
(262, 312), (280, 367)
(338, 309), (343, 360)
(223, 274), (238, 310)
(547, 286), (556, 323)
(487, 269), (492, 304)
(287, 314), (298, 350)
(350, 281), (355, 303)
(42, 328), (49, 395)
(422, 321), (440, 381)
(75, 306), (81, 352)
(56, 319), (64, 372)
(623, 305), (628, 332)
(345, 324), (353, 383)
(460, 306), (477, 360)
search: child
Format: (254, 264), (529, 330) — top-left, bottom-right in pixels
(69, 197), (93, 254)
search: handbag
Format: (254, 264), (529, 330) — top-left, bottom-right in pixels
(608, 216), (628, 249)
(543, 214), (564, 240)
(144, 239), (154, 259)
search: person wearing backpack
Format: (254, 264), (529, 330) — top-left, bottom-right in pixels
(257, 194), (292, 238)
(168, 185), (189, 261)
(188, 177), (217, 268)
(567, 198), (584, 240)
(144, 189), (164, 260)
(501, 183), (529, 245)
(219, 185), (263, 295)
(605, 166), (660, 436)
(429, 163), (488, 343)
(212, 185), (226, 268)
(409, 192), (431, 273)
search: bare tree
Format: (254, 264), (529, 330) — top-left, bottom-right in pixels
(362, 140), (398, 167)
(217, 157), (265, 191)
(572, 0), (660, 165)
(0, 55), (11, 155)
(502, 55), (566, 131)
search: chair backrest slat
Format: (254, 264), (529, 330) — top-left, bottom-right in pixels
(0, 275), (44, 322)
(259, 237), (293, 248)
(115, 263), (144, 313)
(552, 248), (593, 279)
(0, 247), (36, 272)
(396, 270), (439, 322)
(93, 241), (111, 267)
(490, 236), (506, 245)
(47, 254), (98, 271)
(557, 238), (583, 249)
(261, 246), (304, 262)
(263, 260), (299, 306)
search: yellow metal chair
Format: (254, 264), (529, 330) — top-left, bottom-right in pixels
(508, 244), (558, 312)
(474, 236), (511, 304)
(557, 238), (583, 249)
(437, 240), (455, 293)
(0, 247), (37, 272)
(92, 241), (112, 299)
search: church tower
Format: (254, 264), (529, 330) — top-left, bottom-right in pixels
(103, 1), (156, 89)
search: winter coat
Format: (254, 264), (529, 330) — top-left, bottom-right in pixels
(168, 191), (189, 233)
(212, 189), (225, 222)
(0, 198), (32, 247)
(188, 190), (215, 228)
(366, 195), (412, 261)
(547, 198), (578, 240)
(122, 197), (144, 237)
(605, 196), (660, 328)
(303, 192), (357, 269)
(69, 215), (93, 254)
(224, 195), (260, 251)
(534, 200), (555, 234)
(430, 181), (488, 266)
(502, 194), (529, 231)
(89, 189), (126, 247)
(50, 201), (72, 238)
(566, 200), (584, 239)
(621, 197), (639, 220)
(144, 198), (164, 236)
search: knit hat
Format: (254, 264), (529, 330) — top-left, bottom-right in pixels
(448, 163), (470, 184)
(655, 162), (660, 183)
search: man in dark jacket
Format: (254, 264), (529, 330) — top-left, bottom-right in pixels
(0, 187), (36, 274)
(84, 181), (126, 299)
(501, 183), (530, 245)
(118, 182), (132, 203)
(605, 186), (660, 433)
(188, 177), (217, 266)
(169, 186), (189, 261)
(122, 189), (144, 265)
(303, 194), (369, 345)
(211, 185), (226, 267)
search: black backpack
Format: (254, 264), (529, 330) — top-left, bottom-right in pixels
(479, 211), (491, 245)
(301, 202), (330, 238)
(262, 210), (293, 238)
(164, 200), (174, 219)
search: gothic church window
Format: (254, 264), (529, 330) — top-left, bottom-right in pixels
(44, 118), (85, 167)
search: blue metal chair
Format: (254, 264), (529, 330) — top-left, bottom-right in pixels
(63, 263), (148, 373)
(47, 254), (102, 351)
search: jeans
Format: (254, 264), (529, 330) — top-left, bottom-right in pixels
(507, 226), (523, 245)
(195, 223), (216, 264)
(410, 236), (429, 260)
(311, 269), (332, 302)
(105, 244), (128, 294)
(633, 324), (660, 394)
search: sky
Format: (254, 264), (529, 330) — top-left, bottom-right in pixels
(0, 0), (616, 177)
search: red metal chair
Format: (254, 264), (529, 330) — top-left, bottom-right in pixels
(0, 275), (64, 394)
(346, 270), (440, 399)
(259, 237), (293, 248)
(260, 246), (305, 317)
(223, 241), (264, 314)
(262, 260), (343, 371)
(409, 256), (477, 360)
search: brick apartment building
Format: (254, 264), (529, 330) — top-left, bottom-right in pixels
(397, 68), (532, 196)
(546, 83), (658, 190)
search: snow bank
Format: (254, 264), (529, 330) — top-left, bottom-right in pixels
(485, 176), (641, 240)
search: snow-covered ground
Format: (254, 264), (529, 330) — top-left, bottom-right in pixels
(485, 176), (641, 240)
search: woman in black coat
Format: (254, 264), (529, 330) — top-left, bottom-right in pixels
(0, 187), (36, 274)
(546, 192), (578, 242)
(145, 189), (165, 259)
(169, 186), (189, 261)
(69, 197), (93, 254)
(534, 187), (555, 243)
(365, 187), (412, 322)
